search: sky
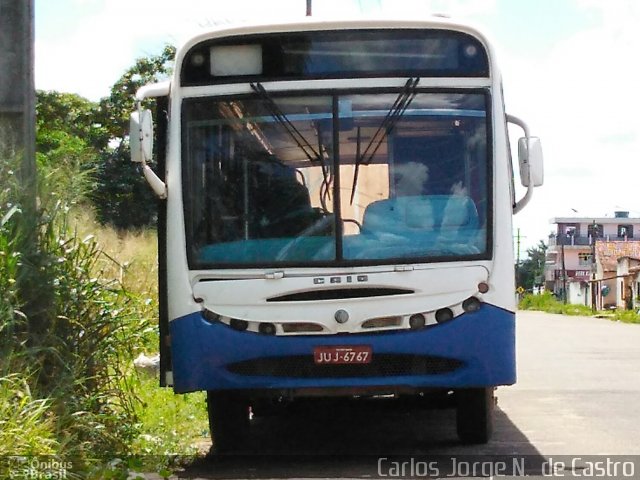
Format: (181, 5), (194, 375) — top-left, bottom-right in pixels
(34, 0), (640, 257)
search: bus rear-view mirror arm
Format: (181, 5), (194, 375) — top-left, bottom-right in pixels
(507, 114), (544, 214)
(130, 82), (170, 199)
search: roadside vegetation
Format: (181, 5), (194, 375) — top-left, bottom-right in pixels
(519, 292), (640, 324)
(1, 44), (208, 477)
(517, 241), (640, 324)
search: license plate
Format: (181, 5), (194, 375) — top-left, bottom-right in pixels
(313, 345), (372, 364)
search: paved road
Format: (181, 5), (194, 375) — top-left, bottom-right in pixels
(177, 311), (640, 478)
(501, 310), (640, 456)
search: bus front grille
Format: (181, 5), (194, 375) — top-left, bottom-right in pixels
(226, 354), (463, 378)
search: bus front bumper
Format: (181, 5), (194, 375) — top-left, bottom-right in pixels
(169, 303), (515, 394)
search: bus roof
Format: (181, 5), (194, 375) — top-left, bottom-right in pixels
(176, 16), (493, 58)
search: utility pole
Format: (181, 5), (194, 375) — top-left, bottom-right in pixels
(516, 228), (521, 268)
(0, 0), (36, 204)
(513, 228), (527, 286)
(514, 228), (521, 286)
(591, 220), (598, 312)
(306, 0), (312, 16)
(560, 230), (568, 304)
(1, 0), (38, 334)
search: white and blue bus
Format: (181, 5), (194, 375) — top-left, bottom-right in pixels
(130, 17), (543, 452)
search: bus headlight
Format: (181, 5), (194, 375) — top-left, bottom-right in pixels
(259, 323), (277, 335)
(230, 318), (249, 331)
(462, 296), (482, 313)
(435, 308), (454, 323)
(203, 309), (220, 323)
(409, 313), (426, 329)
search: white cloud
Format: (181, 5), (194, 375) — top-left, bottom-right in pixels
(35, 0), (501, 100)
(36, 0), (310, 100)
(377, 0), (498, 17)
(506, 2), (640, 249)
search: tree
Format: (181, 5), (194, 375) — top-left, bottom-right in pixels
(34, 46), (176, 230)
(35, 90), (100, 204)
(516, 240), (547, 291)
(36, 91), (101, 147)
(92, 45), (175, 229)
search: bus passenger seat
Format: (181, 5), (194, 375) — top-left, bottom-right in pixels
(252, 163), (316, 238)
(361, 195), (478, 236)
(440, 195), (479, 229)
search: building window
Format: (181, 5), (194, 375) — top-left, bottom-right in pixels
(588, 223), (603, 239)
(617, 224), (633, 239)
(559, 223), (579, 244)
(578, 253), (593, 266)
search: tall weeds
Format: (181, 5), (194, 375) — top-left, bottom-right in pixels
(0, 375), (58, 456)
(0, 151), (153, 461)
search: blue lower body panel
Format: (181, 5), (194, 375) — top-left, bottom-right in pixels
(169, 304), (515, 394)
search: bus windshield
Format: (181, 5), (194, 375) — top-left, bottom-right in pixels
(183, 90), (490, 268)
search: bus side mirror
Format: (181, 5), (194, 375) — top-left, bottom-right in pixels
(130, 109), (153, 164)
(129, 108), (167, 199)
(518, 136), (543, 187)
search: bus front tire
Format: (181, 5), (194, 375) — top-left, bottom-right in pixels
(206, 391), (250, 454)
(456, 387), (494, 444)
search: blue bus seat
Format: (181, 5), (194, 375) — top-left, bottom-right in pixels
(361, 195), (479, 235)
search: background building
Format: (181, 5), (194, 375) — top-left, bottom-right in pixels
(545, 211), (640, 308)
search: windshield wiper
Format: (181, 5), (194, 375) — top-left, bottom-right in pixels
(250, 82), (322, 164)
(251, 82), (333, 212)
(350, 77), (420, 204)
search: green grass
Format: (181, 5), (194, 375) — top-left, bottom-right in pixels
(77, 213), (211, 454)
(519, 292), (640, 323)
(1, 203), (208, 478)
(0, 203), (146, 459)
(130, 375), (209, 456)
(72, 213), (211, 460)
(2, 121), (209, 478)
(610, 309), (640, 324)
(74, 213), (211, 465)
(1, 151), (177, 468)
(0, 375), (59, 456)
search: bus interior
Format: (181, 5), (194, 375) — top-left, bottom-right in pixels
(184, 90), (489, 267)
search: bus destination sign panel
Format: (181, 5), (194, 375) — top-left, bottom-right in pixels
(182, 29), (489, 85)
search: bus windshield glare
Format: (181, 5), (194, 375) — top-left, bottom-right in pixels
(183, 90), (490, 268)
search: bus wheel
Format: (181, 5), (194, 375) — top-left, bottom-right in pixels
(455, 387), (494, 444)
(207, 391), (250, 454)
